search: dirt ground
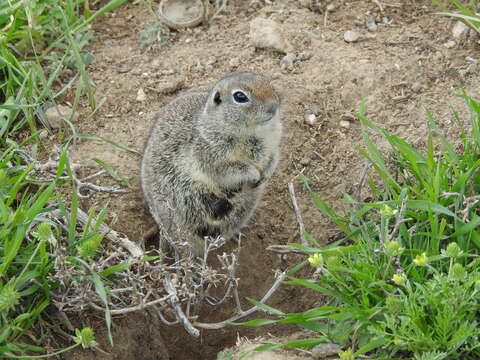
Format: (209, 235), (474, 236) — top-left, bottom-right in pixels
(59, 0), (480, 359)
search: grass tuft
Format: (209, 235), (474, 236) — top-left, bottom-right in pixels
(0, 0), (127, 357)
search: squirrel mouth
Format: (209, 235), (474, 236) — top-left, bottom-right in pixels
(258, 114), (274, 124)
(247, 114), (275, 127)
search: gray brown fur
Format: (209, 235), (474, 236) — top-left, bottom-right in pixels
(141, 72), (282, 256)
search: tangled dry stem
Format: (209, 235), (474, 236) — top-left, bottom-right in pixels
(21, 146), (286, 337)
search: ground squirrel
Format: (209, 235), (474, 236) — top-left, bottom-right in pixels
(141, 72), (282, 256)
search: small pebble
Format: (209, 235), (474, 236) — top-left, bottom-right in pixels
(156, 79), (184, 94)
(326, 3), (336, 11)
(38, 130), (49, 139)
(452, 21), (470, 40)
(444, 40), (456, 49)
(136, 88), (147, 102)
(366, 22), (378, 32)
(116, 65), (131, 73)
(229, 57), (240, 68)
(339, 120), (350, 128)
(382, 17), (390, 24)
(411, 82), (423, 93)
(297, 50), (313, 61)
(151, 58), (161, 67)
(205, 56), (216, 66)
(300, 157), (310, 166)
(344, 30), (360, 43)
(308, 104), (320, 116)
(45, 104), (77, 129)
(249, 17), (293, 54)
(353, 19), (364, 27)
(312, 343), (342, 359)
(340, 112), (355, 121)
(280, 53), (296, 69)
(304, 113), (317, 126)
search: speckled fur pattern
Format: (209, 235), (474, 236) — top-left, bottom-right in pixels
(141, 72), (282, 256)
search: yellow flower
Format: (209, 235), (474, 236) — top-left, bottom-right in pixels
(392, 273), (406, 286)
(393, 338), (402, 345)
(308, 253), (323, 267)
(385, 241), (404, 257)
(413, 252), (428, 266)
(380, 205), (398, 217)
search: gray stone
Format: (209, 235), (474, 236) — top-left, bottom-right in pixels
(326, 3), (337, 12)
(45, 104), (77, 129)
(307, 103), (320, 116)
(136, 88), (147, 102)
(452, 21), (470, 40)
(312, 343), (342, 359)
(156, 79), (184, 94)
(444, 40), (456, 49)
(297, 50), (313, 61)
(280, 53), (296, 69)
(304, 113), (317, 126)
(249, 17), (293, 54)
(116, 65), (131, 73)
(366, 22), (378, 32)
(344, 30), (360, 43)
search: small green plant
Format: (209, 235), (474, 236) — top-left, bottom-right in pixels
(433, 0), (480, 34)
(239, 94), (480, 359)
(0, 0), (127, 140)
(139, 21), (171, 52)
(0, 0), (129, 357)
(0, 142), (109, 357)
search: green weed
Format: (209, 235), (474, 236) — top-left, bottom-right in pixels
(239, 94), (480, 359)
(0, 0), (127, 141)
(433, 0), (480, 33)
(0, 0), (128, 357)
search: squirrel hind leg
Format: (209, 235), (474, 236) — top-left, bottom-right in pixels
(200, 192), (233, 220)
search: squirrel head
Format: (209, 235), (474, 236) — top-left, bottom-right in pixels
(200, 72), (281, 135)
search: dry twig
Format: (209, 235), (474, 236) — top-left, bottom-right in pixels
(288, 182), (308, 246)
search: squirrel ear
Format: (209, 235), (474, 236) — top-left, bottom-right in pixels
(213, 91), (221, 105)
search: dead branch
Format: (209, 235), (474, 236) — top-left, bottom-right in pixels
(164, 274), (200, 337)
(387, 196), (409, 243)
(193, 270), (287, 330)
(14, 147), (127, 198)
(89, 295), (173, 315)
(288, 182), (307, 246)
(266, 244), (304, 254)
(353, 159), (372, 210)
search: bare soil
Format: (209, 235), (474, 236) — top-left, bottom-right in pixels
(58, 0), (480, 359)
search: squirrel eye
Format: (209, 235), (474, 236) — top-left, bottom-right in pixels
(232, 91), (249, 104)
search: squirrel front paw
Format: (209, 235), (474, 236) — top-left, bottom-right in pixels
(250, 176), (265, 189)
